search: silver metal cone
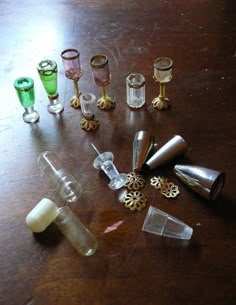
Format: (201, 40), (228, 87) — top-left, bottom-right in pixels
(145, 135), (188, 170)
(133, 131), (155, 172)
(174, 164), (225, 200)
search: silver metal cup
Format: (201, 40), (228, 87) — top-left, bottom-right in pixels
(133, 131), (155, 172)
(145, 135), (188, 170)
(174, 164), (225, 200)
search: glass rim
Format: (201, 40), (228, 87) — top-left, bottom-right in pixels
(61, 48), (80, 60)
(154, 57), (173, 71)
(14, 77), (34, 91)
(90, 54), (108, 69)
(126, 73), (145, 88)
(37, 59), (58, 75)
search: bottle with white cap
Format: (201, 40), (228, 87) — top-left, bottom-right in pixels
(26, 198), (97, 256)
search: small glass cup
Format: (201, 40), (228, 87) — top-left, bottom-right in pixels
(37, 59), (64, 114)
(90, 54), (115, 110)
(126, 73), (145, 109)
(14, 76), (40, 123)
(80, 93), (99, 131)
(61, 48), (83, 108)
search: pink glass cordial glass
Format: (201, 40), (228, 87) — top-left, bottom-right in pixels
(90, 54), (115, 110)
(61, 48), (83, 108)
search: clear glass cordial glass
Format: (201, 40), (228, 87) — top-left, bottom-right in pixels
(152, 57), (173, 110)
(80, 93), (99, 131)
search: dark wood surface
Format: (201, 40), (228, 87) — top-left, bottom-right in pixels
(0, 1), (235, 304)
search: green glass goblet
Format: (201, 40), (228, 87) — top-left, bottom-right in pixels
(14, 77), (40, 123)
(37, 59), (64, 114)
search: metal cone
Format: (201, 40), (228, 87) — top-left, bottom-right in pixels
(174, 164), (225, 200)
(145, 135), (188, 170)
(133, 131), (155, 172)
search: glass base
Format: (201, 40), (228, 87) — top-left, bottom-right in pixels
(70, 95), (80, 108)
(80, 118), (99, 131)
(47, 102), (64, 114)
(109, 173), (128, 190)
(97, 96), (115, 110)
(23, 108), (40, 123)
(152, 96), (169, 110)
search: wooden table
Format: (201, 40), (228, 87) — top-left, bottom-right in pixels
(0, 1), (235, 304)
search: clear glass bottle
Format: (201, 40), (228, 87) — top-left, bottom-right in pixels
(37, 151), (82, 203)
(126, 73), (145, 109)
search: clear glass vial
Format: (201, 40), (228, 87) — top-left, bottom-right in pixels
(126, 73), (145, 109)
(37, 151), (82, 203)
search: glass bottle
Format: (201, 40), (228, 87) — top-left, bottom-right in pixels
(14, 76), (40, 123)
(37, 151), (82, 203)
(37, 59), (64, 114)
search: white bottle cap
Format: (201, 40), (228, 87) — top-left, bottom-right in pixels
(26, 198), (60, 233)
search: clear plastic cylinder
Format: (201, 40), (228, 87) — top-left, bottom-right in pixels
(126, 73), (145, 109)
(37, 151), (82, 203)
(54, 206), (97, 256)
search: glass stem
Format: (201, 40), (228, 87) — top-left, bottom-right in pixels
(159, 83), (165, 98)
(101, 86), (107, 100)
(73, 80), (80, 98)
(24, 106), (34, 114)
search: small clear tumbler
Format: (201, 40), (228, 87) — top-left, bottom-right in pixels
(126, 73), (145, 109)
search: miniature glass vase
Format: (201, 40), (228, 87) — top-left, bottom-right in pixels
(37, 59), (64, 114)
(14, 76), (40, 123)
(90, 54), (115, 110)
(61, 48), (83, 108)
(126, 73), (145, 109)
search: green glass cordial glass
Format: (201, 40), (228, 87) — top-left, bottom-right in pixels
(37, 59), (64, 114)
(14, 77), (40, 123)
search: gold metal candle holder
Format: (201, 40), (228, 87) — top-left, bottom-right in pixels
(61, 49), (83, 108)
(90, 54), (115, 110)
(152, 57), (173, 110)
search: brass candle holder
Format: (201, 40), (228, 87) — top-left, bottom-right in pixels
(61, 48), (83, 108)
(152, 57), (173, 110)
(80, 93), (99, 131)
(90, 54), (115, 110)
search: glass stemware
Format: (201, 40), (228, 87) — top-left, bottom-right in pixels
(37, 59), (64, 114)
(90, 54), (115, 110)
(152, 57), (173, 110)
(80, 93), (99, 131)
(61, 48), (83, 108)
(14, 76), (40, 123)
